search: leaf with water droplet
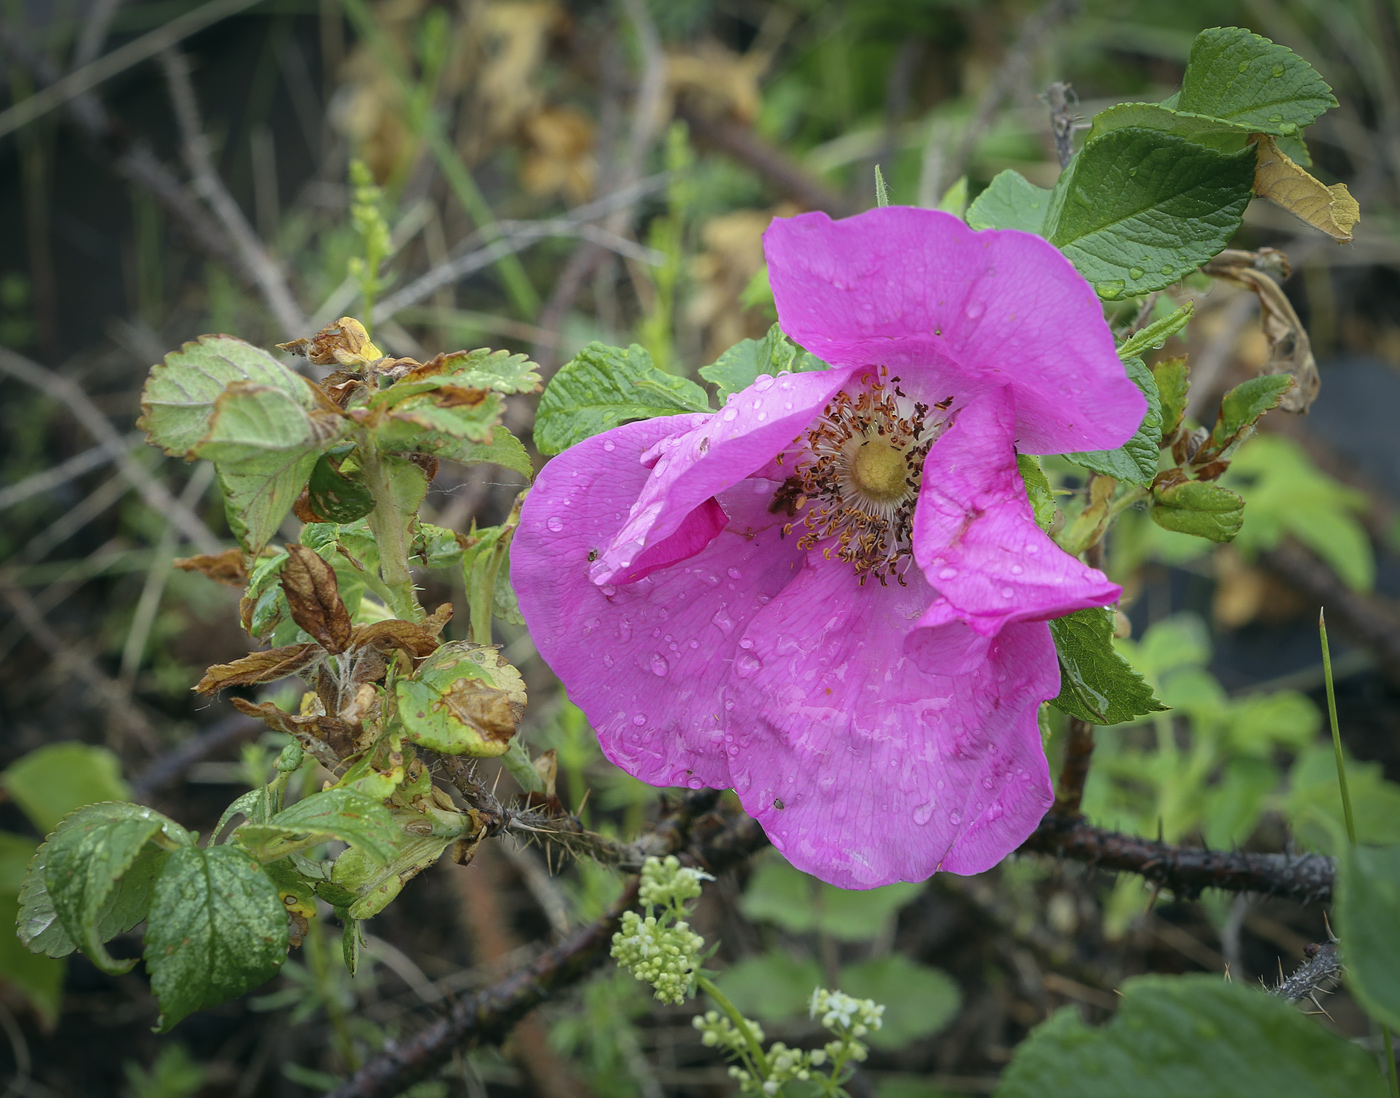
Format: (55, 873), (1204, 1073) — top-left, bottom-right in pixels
(535, 343), (712, 454)
(699, 323), (828, 402)
(1178, 27), (1336, 135)
(1049, 607), (1166, 725)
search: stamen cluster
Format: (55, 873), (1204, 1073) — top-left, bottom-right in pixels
(777, 368), (951, 585)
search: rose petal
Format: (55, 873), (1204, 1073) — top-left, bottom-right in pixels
(764, 207), (1145, 454)
(913, 388), (1121, 634)
(724, 557), (1056, 887)
(515, 417), (805, 788)
(593, 367), (856, 585)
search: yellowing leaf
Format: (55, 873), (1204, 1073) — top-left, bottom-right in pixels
(1253, 134), (1359, 242)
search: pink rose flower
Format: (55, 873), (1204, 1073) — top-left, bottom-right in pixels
(515, 207), (1145, 887)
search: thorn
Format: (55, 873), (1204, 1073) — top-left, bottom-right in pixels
(1223, 962), (1232, 983)
(1278, 957), (1286, 982)
(1308, 993), (1334, 1021)
(1144, 883), (1163, 914)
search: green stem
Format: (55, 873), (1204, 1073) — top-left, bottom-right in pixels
(1321, 610), (1395, 1092)
(356, 432), (421, 622)
(1319, 609), (1357, 846)
(696, 974), (771, 1080)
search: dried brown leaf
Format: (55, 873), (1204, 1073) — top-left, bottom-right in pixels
(281, 544), (353, 654)
(1253, 135), (1360, 243)
(173, 549), (248, 587)
(1203, 248), (1320, 413)
(194, 643), (322, 695)
(352, 618), (444, 660)
(230, 698), (356, 764)
(278, 317), (383, 369)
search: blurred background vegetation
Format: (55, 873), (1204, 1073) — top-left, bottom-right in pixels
(1, 0), (1398, 1094)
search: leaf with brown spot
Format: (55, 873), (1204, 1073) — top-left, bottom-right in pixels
(394, 642), (526, 757)
(351, 619), (443, 660)
(194, 643), (322, 694)
(229, 699), (355, 766)
(173, 549), (248, 587)
(1253, 134), (1360, 243)
(281, 544), (353, 654)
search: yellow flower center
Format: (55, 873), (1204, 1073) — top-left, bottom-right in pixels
(850, 436), (912, 504)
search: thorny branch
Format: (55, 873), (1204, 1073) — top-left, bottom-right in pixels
(1051, 717), (1095, 818)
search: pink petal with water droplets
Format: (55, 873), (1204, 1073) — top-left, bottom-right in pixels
(724, 557), (1056, 888)
(914, 388), (1121, 635)
(592, 367), (856, 586)
(764, 207), (1145, 454)
(515, 416), (805, 789)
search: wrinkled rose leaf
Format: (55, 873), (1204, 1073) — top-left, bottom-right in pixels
(997, 975), (1385, 1098)
(395, 642), (526, 757)
(1176, 27), (1337, 136)
(1115, 302), (1194, 362)
(535, 342), (712, 455)
(1049, 608), (1166, 726)
(330, 805), (477, 919)
(1150, 478), (1245, 542)
(234, 788), (397, 865)
(144, 845), (288, 1032)
(698, 322), (827, 402)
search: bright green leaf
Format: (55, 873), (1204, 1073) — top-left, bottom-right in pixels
(1116, 303), (1194, 361)
(1, 742), (131, 834)
(329, 804), (474, 919)
(1049, 608), (1167, 725)
(965, 170), (1051, 235)
(233, 788), (397, 864)
(1086, 102), (1255, 147)
(1153, 356), (1190, 442)
(144, 845), (288, 1032)
(1068, 358), (1161, 484)
(1208, 374), (1295, 451)
(838, 956), (960, 1050)
(1335, 844), (1400, 1030)
(1045, 128), (1256, 298)
(698, 324), (827, 403)
(535, 343), (712, 454)
(1149, 480), (1245, 542)
(1286, 745), (1400, 852)
(1017, 454), (1055, 530)
(1177, 27), (1337, 136)
(996, 974), (1386, 1098)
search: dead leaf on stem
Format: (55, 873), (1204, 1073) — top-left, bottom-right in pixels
(194, 643), (322, 694)
(281, 544), (354, 654)
(173, 549), (248, 587)
(1252, 134), (1360, 243)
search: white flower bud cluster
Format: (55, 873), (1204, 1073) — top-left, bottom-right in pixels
(638, 854), (713, 909)
(692, 1009), (765, 1054)
(809, 987), (884, 1037)
(611, 909), (704, 1005)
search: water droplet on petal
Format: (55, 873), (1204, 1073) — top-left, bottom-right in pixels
(913, 799), (936, 825)
(949, 812), (962, 826)
(582, 617), (600, 635)
(754, 374), (774, 391)
(600, 584), (618, 597)
(617, 619), (633, 641)
(1001, 587), (1014, 599)
(687, 777), (703, 789)
(727, 567), (742, 580)
(1010, 564), (1024, 575)
(938, 566), (958, 580)
(632, 714), (647, 726)
(546, 515), (564, 532)
(710, 607), (735, 635)
(650, 654), (669, 677)
(603, 440), (616, 452)
(722, 407), (738, 421)
(965, 301), (984, 320)
(734, 652), (762, 677)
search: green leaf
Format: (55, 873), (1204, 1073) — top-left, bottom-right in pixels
(1177, 27), (1337, 136)
(1115, 302), (1194, 361)
(699, 323), (828, 402)
(1224, 435), (1373, 592)
(874, 163), (890, 207)
(1049, 608), (1167, 725)
(1149, 479), (1245, 542)
(1045, 128), (1256, 298)
(25, 803), (186, 970)
(997, 974), (1386, 1098)
(1086, 102), (1255, 147)
(0, 834), (64, 1027)
(1153, 356), (1190, 442)
(965, 170), (1051, 235)
(716, 951), (823, 1021)
(1068, 358), (1161, 484)
(373, 390), (504, 454)
(838, 956), (960, 1050)
(233, 789), (397, 864)
(395, 642), (526, 757)
(1207, 374), (1294, 451)
(1017, 454), (1055, 530)
(1335, 844), (1400, 1030)
(144, 845), (288, 1031)
(140, 335), (315, 459)
(305, 448), (375, 524)
(329, 804), (473, 919)
(1, 742), (131, 833)
(403, 347), (542, 395)
(428, 429), (533, 478)
(1285, 745), (1400, 852)
(215, 451), (326, 558)
(535, 343), (712, 454)
(738, 853), (923, 941)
